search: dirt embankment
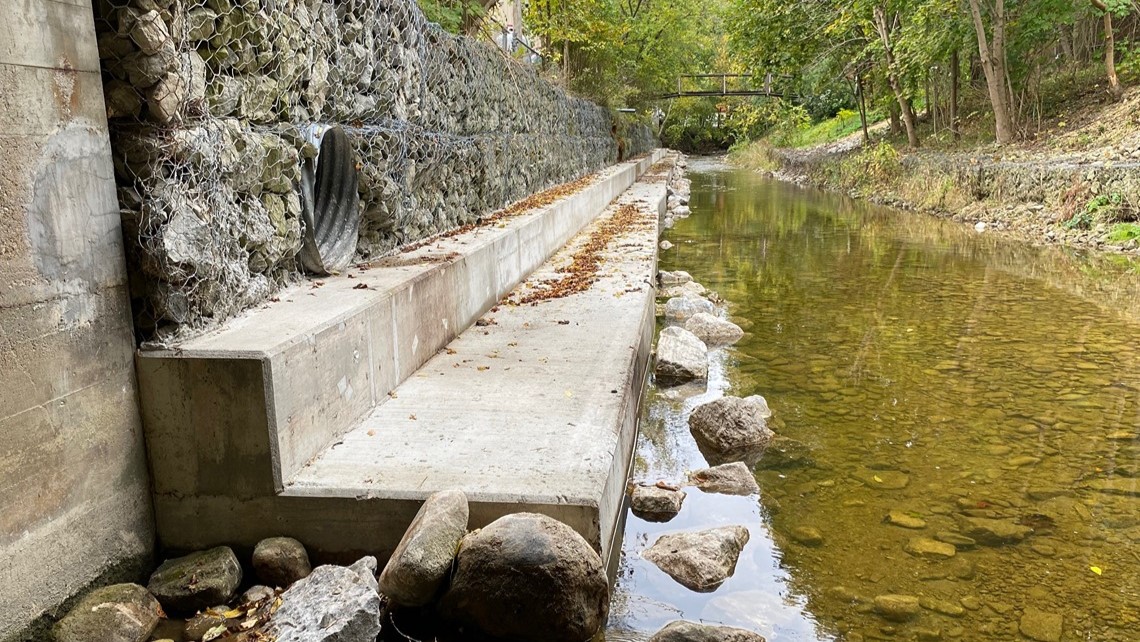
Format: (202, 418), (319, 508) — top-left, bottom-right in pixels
(759, 89), (1140, 256)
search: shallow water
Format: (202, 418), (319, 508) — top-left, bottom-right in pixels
(606, 160), (1140, 642)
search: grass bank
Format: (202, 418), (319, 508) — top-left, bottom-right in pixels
(730, 73), (1140, 256)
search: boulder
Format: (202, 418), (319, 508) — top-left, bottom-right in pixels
(884, 510), (927, 529)
(631, 485), (686, 522)
(658, 270), (692, 286)
(147, 546), (242, 613)
(904, 537), (956, 559)
(379, 489), (469, 606)
(660, 281), (708, 300)
(955, 515), (1032, 545)
(664, 296), (715, 322)
(642, 526), (750, 592)
(690, 462), (759, 496)
(655, 326), (708, 386)
(754, 436), (814, 470)
(873, 594), (920, 622)
(268, 558), (382, 642)
(252, 537), (312, 587)
(52, 584), (162, 642)
(129, 11), (170, 55)
(788, 526), (824, 547)
(688, 396), (773, 455)
(439, 513), (608, 642)
(1020, 608), (1063, 642)
(649, 620), (766, 642)
(684, 312), (743, 345)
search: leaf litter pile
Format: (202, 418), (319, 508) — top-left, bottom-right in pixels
(512, 203), (648, 306)
(166, 588), (282, 641)
(395, 173), (599, 255)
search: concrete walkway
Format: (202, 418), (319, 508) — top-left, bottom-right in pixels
(286, 175), (667, 561)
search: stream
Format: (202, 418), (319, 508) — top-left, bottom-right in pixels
(605, 157), (1140, 642)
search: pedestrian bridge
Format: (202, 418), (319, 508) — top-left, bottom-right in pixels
(656, 73), (790, 99)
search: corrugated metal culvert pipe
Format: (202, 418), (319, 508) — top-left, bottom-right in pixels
(299, 124), (361, 275)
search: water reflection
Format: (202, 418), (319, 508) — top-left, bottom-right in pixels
(607, 160), (1140, 641)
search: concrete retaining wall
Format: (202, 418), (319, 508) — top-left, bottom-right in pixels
(0, 1), (154, 639)
(95, 0), (657, 339)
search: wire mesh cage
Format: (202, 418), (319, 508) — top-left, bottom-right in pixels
(94, 0), (655, 341)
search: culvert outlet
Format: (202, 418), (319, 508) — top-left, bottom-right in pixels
(299, 124), (361, 275)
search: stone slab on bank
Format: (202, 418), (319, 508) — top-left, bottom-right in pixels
(136, 151), (668, 563)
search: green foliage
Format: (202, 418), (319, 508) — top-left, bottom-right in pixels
(660, 99), (734, 152)
(415, 0), (485, 33)
(1107, 222), (1140, 242)
(525, 0), (729, 107)
(1065, 192), (1131, 230)
(840, 140), (901, 188)
(1120, 44), (1140, 83)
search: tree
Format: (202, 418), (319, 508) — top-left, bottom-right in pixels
(1090, 0), (1127, 101)
(873, 4), (921, 147)
(965, 0), (1015, 144)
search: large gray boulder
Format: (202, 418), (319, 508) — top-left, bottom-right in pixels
(52, 584), (162, 642)
(643, 526), (750, 592)
(147, 546), (242, 613)
(649, 620), (767, 642)
(252, 537), (312, 587)
(655, 326), (708, 386)
(439, 513), (608, 642)
(664, 296), (715, 322)
(689, 396), (773, 455)
(379, 489), (469, 606)
(660, 281), (707, 300)
(268, 558), (382, 642)
(684, 312), (744, 346)
(631, 484), (686, 522)
(658, 270), (692, 286)
(690, 462), (760, 496)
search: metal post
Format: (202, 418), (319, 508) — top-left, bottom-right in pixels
(722, 75), (727, 94)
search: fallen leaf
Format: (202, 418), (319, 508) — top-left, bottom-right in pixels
(1091, 566), (1103, 575)
(353, 283), (370, 290)
(873, 475), (883, 483)
(409, 414), (417, 420)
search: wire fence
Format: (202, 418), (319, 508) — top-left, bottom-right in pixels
(95, 0), (655, 341)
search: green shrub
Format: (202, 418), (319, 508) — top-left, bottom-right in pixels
(1107, 222), (1140, 242)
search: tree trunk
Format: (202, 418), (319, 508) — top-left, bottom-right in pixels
(889, 103), (902, 134)
(967, 0), (1014, 144)
(950, 49), (961, 142)
(1091, 0), (1124, 101)
(1059, 24), (1075, 64)
(873, 5), (919, 148)
(857, 73), (870, 145)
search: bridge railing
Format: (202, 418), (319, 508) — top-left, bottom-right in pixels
(658, 73), (792, 99)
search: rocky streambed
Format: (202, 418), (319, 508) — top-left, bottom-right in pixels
(608, 157), (1140, 642)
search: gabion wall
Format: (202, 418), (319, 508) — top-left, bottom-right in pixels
(94, 0), (656, 338)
